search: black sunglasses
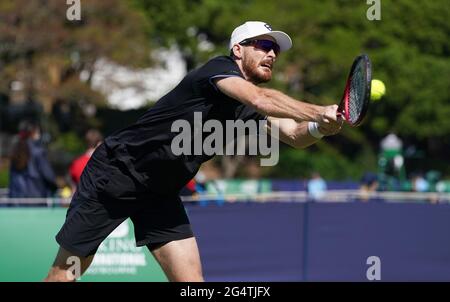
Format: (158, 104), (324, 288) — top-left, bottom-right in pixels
(239, 39), (280, 56)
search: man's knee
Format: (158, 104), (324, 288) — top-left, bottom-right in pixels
(150, 237), (204, 282)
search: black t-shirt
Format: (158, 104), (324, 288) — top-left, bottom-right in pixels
(104, 56), (265, 195)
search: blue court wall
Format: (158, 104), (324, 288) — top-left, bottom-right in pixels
(187, 202), (450, 281)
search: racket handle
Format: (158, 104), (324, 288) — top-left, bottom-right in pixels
(336, 111), (346, 121)
(337, 103), (345, 116)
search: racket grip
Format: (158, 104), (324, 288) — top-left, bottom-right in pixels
(337, 103), (345, 116)
(336, 111), (346, 121)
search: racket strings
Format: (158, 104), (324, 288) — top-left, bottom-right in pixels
(348, 64), (366, 124)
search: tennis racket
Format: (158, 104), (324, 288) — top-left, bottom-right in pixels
(338, 54), (372, 127)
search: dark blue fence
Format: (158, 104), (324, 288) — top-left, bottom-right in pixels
(186, 201), (450, 281)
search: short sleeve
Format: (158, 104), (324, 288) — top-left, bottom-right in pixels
(194, 56), (244, 92)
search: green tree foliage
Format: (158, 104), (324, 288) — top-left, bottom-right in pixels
(0, 1), (155, 177)
(0, 166), (8, 188)
(0, 0), (153, 112)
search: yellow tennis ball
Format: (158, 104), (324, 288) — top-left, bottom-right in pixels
(371, 79), (386, 101)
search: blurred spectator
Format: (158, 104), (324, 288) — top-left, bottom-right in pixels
(69, 129), (103, 189)
(196, 170), (224, 206)
(0, 92), (9, 131)
(180, 167), (224, 206)
(425, 170), (441, 192)
(245, 158), (262, 179)
(307, 172), (327, 201)
(180, 179), (197, 197)
(380, 133), (403, 151)
(359, 172), (379, 202)
(412, 173), (429, 192)
(379, 133), (406, 190)
(8, 120), (57, 198)
(60, 184), (73, 199)
(52, 98), (74, 133)
(411, 173), (439, 204)
(194, 170), (207, 194)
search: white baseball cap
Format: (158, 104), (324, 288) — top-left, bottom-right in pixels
(229, 21), (292, 52)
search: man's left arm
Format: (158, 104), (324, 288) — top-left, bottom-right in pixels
(265, 116), (343, 149)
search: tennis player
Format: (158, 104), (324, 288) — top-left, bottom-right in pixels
(45, 21), (343, 282)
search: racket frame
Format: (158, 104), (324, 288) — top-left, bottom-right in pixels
(339, 54), (372, 127)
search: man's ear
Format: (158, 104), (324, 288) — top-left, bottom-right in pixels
(232, 44), (243, 59)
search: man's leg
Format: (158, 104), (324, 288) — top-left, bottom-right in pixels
(150, 237), (204, 282)
(44, 247), (94, 282)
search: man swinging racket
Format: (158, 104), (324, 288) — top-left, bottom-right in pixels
(45, 21), (343, 282)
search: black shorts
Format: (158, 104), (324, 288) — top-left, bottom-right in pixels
(56, 144), (194, 257)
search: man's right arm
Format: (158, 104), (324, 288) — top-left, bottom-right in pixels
(265, 116), (343, 149)
(214, 76), (338, 124)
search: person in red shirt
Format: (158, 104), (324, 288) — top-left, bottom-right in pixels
(69, 129), (103, 187)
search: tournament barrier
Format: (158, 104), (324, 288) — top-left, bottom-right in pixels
(1, 200), (450, 281)
(191, 201), (450, 281)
